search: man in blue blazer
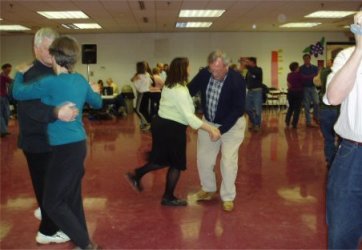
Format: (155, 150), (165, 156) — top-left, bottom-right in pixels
(188, 49), (247, 212)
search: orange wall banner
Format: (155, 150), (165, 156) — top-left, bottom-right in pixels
(271, 51), (278, 88)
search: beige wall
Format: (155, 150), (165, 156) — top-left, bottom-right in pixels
(0, 31), (350, 89)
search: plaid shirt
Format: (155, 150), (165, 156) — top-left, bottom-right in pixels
(206, 75), (226, 122)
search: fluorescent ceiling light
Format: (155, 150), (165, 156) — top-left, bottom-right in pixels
(73, 23), (102, 29)
(179, 10), (225, 18)
(305, 11), (355, 18)
(61, 24), (80, 29)
(0, 25), (30, 31)
(176, 22), (212, 28)
(37, 11), (88, 19)
(280, 22), (321, 28)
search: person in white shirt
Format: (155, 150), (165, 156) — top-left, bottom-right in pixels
(323, 11), (362, 249)
(126, 57), (220, 206)
(132, 62), (153, 130)
(157, 62), (167, 82)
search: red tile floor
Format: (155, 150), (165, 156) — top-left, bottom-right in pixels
(1, 111), (330, 249)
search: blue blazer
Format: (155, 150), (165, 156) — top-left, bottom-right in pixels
(188, 67), (246, 134)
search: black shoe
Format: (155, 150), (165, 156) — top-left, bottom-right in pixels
(161, 198), (187, 206)
(74, 242), (101, 250)
(125, 172), (143, 192)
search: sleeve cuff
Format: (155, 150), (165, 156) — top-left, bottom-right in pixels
(323, 94), (330, 105)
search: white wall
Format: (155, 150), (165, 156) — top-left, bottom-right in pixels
(0, 31), (350, 89)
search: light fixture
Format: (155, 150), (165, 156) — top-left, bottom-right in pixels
(37, 11), (89, 19)
(72, 23), (102, 29)
(280, 22), (321, 28)
(0, 18), (3, 21)
(305, 11), (356, 18)
(176, 22), (212, 28)
(0, 25), (30, 31)
(61, 24), (80, 29)
(179, 10), (225, 18)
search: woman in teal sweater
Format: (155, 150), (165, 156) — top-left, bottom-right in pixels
(13, 36), (101, 250)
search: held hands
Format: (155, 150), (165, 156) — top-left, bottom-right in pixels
(208, 126), (221, 141)
(56, 102), (79, 122)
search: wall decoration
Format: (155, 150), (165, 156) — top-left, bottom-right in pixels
(303, 37), (325, 57)
(271, 51), (279, 88)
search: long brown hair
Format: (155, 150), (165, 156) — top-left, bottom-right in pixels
(164, 57), (189, 88)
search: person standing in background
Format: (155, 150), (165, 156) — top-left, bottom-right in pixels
(238, 57), (248, 79)
(300, 54), (319, 127)
(0, 63), (12, 138)
(318, 50), (342, 169)
(285, 62), (304, 129)
(245, 57), (263, 132)
(149, 67), (164, 118)
(17, 27), (77, 245)
(324, 11), (362, 249)
(132, 61), (153, 131)
(188, 50), (247, 212)
(157, 62), (167, 82)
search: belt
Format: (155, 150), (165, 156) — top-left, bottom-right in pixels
(344, 138), (362, 146)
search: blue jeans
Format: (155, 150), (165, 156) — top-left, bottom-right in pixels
(326, 139), (362, 249)
(246, 89), (262, 127)
(319, 108), (339, 166)
(303, 86), (319, 125)
(0, 96), (10, 134)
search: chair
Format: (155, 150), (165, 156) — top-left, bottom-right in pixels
(266, 89), (281, 111)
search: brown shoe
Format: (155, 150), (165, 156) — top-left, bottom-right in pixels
(194, 189), (215, 201)
(222, 201), (234, 212)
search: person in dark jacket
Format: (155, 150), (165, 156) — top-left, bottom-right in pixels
(245, 57), (263, 132)
(285, 62), (304, 128)
(17, 27), (77, 245)
(188, 49), (247, 212)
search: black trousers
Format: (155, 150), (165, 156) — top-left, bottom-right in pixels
(135, 92), (151, 124)
(286, 91), (304, 127)
(23, 151), (59, 235)
(43, 140), (90, 248)
(149, 92), (161, 119)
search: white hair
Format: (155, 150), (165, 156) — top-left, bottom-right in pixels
(207, 49), (230, 66)
(34, 27), (59, 47)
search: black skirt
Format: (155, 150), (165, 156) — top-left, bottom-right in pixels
(150, 116), (187, 170)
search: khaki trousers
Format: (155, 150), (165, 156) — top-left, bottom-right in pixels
(197, 116), (246, 201)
